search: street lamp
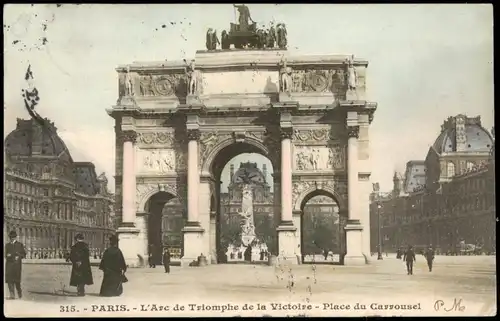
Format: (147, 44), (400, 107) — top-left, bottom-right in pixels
(377, 203), (383, 260)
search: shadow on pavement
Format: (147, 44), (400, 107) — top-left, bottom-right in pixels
(28, 291), (100, 297)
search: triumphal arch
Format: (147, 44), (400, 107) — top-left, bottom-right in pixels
(108, 13), (377, 267)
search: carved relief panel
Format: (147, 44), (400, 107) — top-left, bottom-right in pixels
(294, 145), (346, 171)
(137, 132), (175, 146)
(137, 132), (186, 171)
(290, 68), (346, 96)
(136, 149), (177, 174)
(136, 73), (188, 97)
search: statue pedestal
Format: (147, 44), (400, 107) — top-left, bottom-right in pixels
(278, 92), (298, 105)
(346, 89), (360, 101)
(186, 94), (204, 107)
(119, 95), (138, 108)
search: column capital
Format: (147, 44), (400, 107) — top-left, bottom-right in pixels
(280, 127), (294, 140)
(119, 130), (137, 143)
(187, 129), (201, 141)
(347, 126), (360, 139)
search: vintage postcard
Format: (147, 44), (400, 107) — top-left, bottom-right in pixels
(3, 3), (496, 317)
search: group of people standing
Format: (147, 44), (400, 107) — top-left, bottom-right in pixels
(5, 230), (128, 300)
(396, 245), (435, 275)
(148, 244), (171, 273)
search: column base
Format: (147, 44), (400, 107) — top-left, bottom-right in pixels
(343, 255), (367, 266)
(181, 224), (205, 267)
(277, 224), (299, 264)
(116, 227), (144, 268)
(344, 223), (367, 265)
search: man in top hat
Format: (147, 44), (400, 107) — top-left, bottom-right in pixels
(5, 230), (26, 300)
(69, 233), (93, 296)
(426, 244), (435, 272)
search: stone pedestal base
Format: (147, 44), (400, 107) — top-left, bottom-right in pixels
(119, 96), (138, 108)
(277, 224), (299, 265)
(278, 92), (299, 106)
(117, 226), (143, 268)
(181, 224), (205, 267)
(186, 95), (203, 106)
(344, 223), (367, 266)
(346, 89), (360, 101)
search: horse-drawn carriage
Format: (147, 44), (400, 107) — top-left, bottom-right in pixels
(221, 22), (260, 49)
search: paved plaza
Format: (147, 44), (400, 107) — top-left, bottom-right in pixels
(4, 255), (496, 317)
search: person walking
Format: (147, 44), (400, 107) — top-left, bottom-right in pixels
(426, 245), (435, 272)
(403, 245), (417, 275)
(148, 244), (156, 268)
(99, 235), (127, 297)
(162, 248), (171, 274)
(69, 233), (93, 296)
(5, 230), (26, 300)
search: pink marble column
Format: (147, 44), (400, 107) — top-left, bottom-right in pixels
(280, 127), (294, 225)
(347, 125), (360, 222)
(120, 130), (137, 227)
(186, 129), (201, 226)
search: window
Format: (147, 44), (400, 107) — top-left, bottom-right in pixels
(466, 161), (475, 171)
(447, 162), (456, 177)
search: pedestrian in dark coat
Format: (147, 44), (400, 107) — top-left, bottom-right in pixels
(148, 244), (156, 268)
(403, 245), (417, 275)
(244, 245), (252, 262)
(5, 231), (26, 300)
(69, 233), (93, 296)
(99, 235), (127, 297)
(163, 248), (171, 273)
(426, 245), (435, 272)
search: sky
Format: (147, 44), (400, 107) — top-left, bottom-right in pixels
(3, 4), (494, 193)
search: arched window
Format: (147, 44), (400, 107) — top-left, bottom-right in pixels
(43, 203), (49, 216)
(447, 162), (456, 177)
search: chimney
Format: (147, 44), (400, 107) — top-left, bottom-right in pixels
(262, 164), (267, 183)
(230, 164), (234, 181)
(455, 115), (467, 152)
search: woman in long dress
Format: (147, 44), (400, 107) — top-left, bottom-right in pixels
(99, 235), (127, 297)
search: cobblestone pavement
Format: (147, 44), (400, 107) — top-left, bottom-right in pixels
(4, 255), (496, 317)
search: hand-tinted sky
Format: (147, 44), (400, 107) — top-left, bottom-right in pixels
(4, 4), (493, 193)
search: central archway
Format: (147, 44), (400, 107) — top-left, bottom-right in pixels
(206, 140), (279, 264)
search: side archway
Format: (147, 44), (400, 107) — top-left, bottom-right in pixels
(297, 187), (344, 264)
(136, 183), (181, 213)
(294, 185), (346, 215)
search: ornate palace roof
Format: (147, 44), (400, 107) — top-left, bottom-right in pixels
(432, 115), (493, 154)
(231, 162), (267, 186)
(4, 118), (73, 160)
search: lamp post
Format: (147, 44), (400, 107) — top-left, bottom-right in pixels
(377, 203), (383, 260)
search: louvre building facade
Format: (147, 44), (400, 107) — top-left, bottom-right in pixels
(370, 115), (495, 254)
(4, 118), (115, 259)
